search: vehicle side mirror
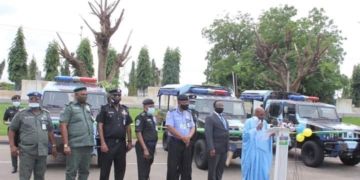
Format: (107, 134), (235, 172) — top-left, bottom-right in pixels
(246, 113), (252, 119)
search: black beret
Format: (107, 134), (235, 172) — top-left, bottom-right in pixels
(109, 89), (122, 94)
(27, 91), (42, 98)
(11, 95), (20, 100)
(74, 86), (87, 92)
(188, 94), (197, 101)
(177, 94), (189, 101)
(142, 99), (154, 105)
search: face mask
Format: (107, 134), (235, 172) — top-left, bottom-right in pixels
(147, 107), (155, 115)
(111, 99), (120, 104)
(180, 104), (189, 110)
(29, 103), (40, 108)
(13, 102), (20, 107)
(77, 96), (87, 103)
(215, 107), (224, 114)
(189, 104), (195, 110)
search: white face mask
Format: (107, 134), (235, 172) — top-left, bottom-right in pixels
(12, 102), (20, 107)
(29, 103), (40, 108)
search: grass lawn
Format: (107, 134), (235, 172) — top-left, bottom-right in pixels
(342, 117), (360, 126)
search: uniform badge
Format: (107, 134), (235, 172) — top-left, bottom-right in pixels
(136, 119), (140, 126)
(85, 105), (90, 112)
(122, 109), (127, 116)
(60, 108), (65, 114)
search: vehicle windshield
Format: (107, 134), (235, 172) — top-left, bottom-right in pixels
(195, 99), (245, 116)
(298, 105), (338, 119)
(42, 91), (107, 109)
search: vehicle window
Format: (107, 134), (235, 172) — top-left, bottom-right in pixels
(42, 91), (106, 109)
(195, 99), (245, 115)
(269, 103), (281, 117)
(319, 107), (338, 119)
(298, 105), (319, 118)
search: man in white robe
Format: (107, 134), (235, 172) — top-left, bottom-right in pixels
(241, 107), (273, 180)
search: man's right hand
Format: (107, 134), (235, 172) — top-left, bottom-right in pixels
(101, 143), (109, 153)
(64, 146), (71, 155)
(10, 145), (18, 157)
(209, 149), (215, 157)
(143, 149), (150, 159)
(256, 122), (263, 130)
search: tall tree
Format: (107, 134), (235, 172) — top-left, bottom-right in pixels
(161, 47), (181, 85)
(127, 61), (137, 96)
(342, 78), (352, 99)
(136, 46), (151, 96)
(7, 27), (28, 90)
(60, 60), (70, 76)
(106, 47), (120, 87)
(351, 64), (360, 107)
(0, 59), (5, 80)
(28, 55), (38, 80)
(44, 40), (60, 81)
(150, 58), (160, 86)
(73, 38), (95, 77)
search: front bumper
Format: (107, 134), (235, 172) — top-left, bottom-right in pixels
(324, 141), (360, 157)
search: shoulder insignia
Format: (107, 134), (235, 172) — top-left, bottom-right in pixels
(141, 112), (146, 116)
(18, 108), (27, 113)
(135, 119), (141, 126)
(101, 103), (108, 107)
(65, 102), (73, 106)
(169, 108), (176, 112)
(121, 104), (128, 109)
(186, 109), (192, 113)
(6, 106), (11, 110)
(86, 102), (92, 107)
(42, 108), (50, 113)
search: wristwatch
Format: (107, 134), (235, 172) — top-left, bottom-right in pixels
(64, 144), (68, 148)
(52, 144), (56, 147)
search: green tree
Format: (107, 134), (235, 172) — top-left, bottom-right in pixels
(161, 47), (181, 85)
(7, 27), (28, 90)
(44, 40), (60, 81)
(342, 78), (352, 99)
(106, 47), (120, 88)
(126, 61), (137, 96)
(0, 59), (5, 80)
(60, 60), (70, 76)
(136, 46), (151, 96)
(28, 55), (38, 80)
(150, 58), (160, 86)
(351, 64), (360, 107)
(73, 38), (94, 77)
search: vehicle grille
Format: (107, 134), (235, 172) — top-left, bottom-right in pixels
(338, 132), (359, 140)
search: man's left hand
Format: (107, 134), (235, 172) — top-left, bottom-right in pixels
(127, 142), (133, 152)
(51, 147), (57, 158)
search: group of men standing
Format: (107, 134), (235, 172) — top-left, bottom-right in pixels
(4, 85), (274, 180)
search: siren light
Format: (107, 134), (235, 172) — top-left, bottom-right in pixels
(190, 88), (229, 96)
(55, 76), (97, 83)
(288, 95), (319, 101)
(240, 94), (264, 101)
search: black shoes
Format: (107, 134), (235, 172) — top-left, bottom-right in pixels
(11, 167), (17, 173)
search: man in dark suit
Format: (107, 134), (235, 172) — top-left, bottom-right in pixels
(205, 100), (229, 180)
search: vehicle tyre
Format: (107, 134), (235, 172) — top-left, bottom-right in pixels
(301, 140), (324, 167)
(339, 156), (360, 166)
(194, 139), (208, 170)
(162, 130), (169, 151)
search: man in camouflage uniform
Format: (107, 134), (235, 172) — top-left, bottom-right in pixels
(60, 86), (95, 180)
(9, 91), (57, 180)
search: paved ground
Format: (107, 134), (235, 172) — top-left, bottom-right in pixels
(0, 142), (359, 180)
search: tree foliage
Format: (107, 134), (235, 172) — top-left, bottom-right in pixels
(150, 58), (160, 86)
(106, 47), (120, 87)
(7, 27), (28, 90)
(136, 46), (151, 95)
(127, 61), (137, 96)
(28, 55), (38, 80)
(73, 38), (94, 77)
(0, 59), (5, 80)
(60, 60), (70, 76)
(202, 5), (348, 101)
(351, 64), (360, 107)
(44, 40), (60, 81)
(161, 47), (181, 85)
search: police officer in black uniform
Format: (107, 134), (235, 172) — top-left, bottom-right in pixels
(3, 95), (22, 173)
(135, 99), (158, 180)
(96, 89), (133, 180)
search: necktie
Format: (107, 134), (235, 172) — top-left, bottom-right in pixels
(220, 114), (227, 130)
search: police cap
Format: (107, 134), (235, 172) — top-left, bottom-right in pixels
(73, 86), (87, 92)
(188, 94), (197, 102)
(142, 99), (154, 105)
(27, 91), (42, 98)
(11, 95), (20, 100)
(177, 94), (189, 101)
(109, 89), (121, 94)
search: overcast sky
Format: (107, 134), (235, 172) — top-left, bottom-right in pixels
(0, 0), (359, 94)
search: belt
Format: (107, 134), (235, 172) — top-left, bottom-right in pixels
(105, 138), (125, 143)
(169, 136), (183, 143)
(144, 141), (157, 146)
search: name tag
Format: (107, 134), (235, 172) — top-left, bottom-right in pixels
(41, 121), (47, 131)
(186, 122), (191, 128)
(180, 123), (186, 129)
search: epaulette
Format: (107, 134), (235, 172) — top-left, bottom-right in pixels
(169, 107), (176, 112)
(101, 103), (108, 107)
(86, 102), (92, 107)
(121, 104), (128, 109)
(18, 108), (27, 112)
(42, 108), (50, 113)
(140, 112), (146, 117)
(6, 106), (11, 110)
(65, 102), (73, 106)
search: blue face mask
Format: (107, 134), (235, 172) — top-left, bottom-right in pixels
(147, 107), (155, 115)
(189, 104), (196, 110)
(13, 102), (20, 107)
(29, 103), (40, 108)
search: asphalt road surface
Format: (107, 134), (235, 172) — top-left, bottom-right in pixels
(0, 144), (359, 180)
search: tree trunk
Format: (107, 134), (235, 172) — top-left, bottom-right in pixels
(97, 46), (109, 81)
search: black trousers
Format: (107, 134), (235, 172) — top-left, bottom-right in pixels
(99, 139), (126, 180)
(8, 127), (19, 169)
(207, 152), (227, 180)
(135, 141), (156, 180)
(166, 137), (192, 180)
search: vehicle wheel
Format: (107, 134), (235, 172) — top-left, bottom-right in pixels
(162, 130), (169, 151)
(194, 139), (208, 170)
(301, 140), (324, 167)
(339, 156), (360, 166)
(97, 149), (102, 168)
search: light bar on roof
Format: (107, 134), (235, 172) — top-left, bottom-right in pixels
(288, 95), (319, 101)
(240, 94), (264, 101)
(190, 88), (229, 96)
(55, 76), (97, 83)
